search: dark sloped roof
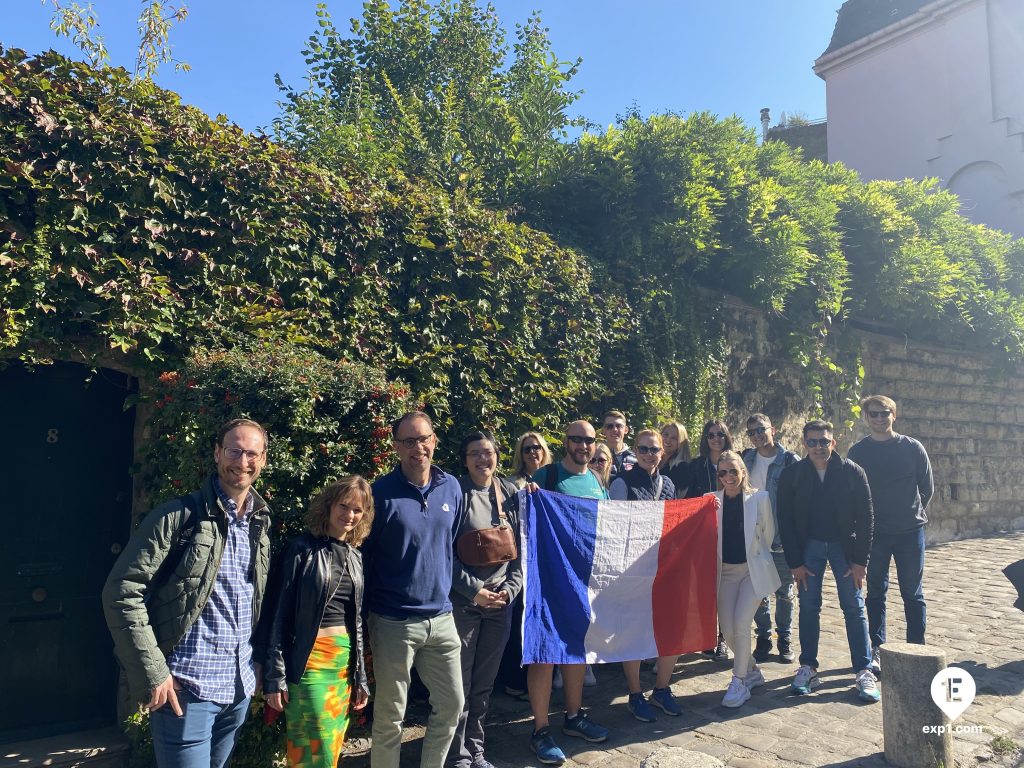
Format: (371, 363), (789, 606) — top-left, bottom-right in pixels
(822, 0), (933, 56)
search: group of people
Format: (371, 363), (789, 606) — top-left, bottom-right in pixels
(101, 394), (933, 768)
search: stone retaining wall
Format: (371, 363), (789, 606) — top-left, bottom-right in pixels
(719, 298), (1024, 544)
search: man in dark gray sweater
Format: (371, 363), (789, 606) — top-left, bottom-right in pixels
(847, 395), (933, 676)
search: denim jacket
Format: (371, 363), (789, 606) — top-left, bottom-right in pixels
(742, 444), (798, 550)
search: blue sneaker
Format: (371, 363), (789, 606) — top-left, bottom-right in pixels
(627, 692), (657, 722)
(530, 727), (566, 765)
(856, 669), (881, 703)
(562, 711), (609, 742)
(650, 687), (683, 716)
(791, 665), (819, 695)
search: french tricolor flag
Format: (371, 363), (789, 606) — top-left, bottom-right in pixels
(521, 491), (718, 664)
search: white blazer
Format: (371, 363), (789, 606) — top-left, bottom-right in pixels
(713, 490), (782, 598)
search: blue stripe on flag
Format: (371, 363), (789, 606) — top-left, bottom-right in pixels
(522, 490), (599, 664)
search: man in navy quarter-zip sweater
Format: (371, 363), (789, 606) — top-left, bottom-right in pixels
(363, 411), (465, 768)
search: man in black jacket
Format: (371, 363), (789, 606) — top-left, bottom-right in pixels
(777, 419), (879, 703)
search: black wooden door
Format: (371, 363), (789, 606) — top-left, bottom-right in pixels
(0, 362), (135, 743)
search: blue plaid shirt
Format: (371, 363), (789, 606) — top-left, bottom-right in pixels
(167, 478), (257, 704)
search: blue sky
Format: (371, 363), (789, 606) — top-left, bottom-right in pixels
(4, 1), (840, 136)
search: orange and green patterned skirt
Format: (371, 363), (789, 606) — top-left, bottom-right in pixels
(285, 633), (353, 768)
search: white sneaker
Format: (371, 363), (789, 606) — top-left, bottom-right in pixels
(744, 665), (766, 688)
(583, 664), (597, 686)
(552, 667), (563, 689)
(722, 675), (751, 708)
(870, 646), (881, 677)
(856, 668), (881, 703)
(791, 664), (819, 695)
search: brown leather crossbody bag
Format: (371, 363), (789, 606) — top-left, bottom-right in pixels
(456, 479), (517, 567)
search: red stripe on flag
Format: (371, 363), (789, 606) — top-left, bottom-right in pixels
(652, 496), (719, 656)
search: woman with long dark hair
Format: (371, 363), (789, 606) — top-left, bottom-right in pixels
(686, 420), (734, 499)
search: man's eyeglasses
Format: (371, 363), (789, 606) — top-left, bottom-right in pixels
(222, 448), (263, 461)
(522, 444), (543, 454)
(603, 423), (625, 431)
(746, 426), (768, 437)
(867, 410), (892, 419)
(566, 435), (597, 446)
(805, 438), (832, 448)
(717, 468), (740, 478)
(636, 445), (661, 455)
(467, 450), (496, 460)
(707, 431), (727, 440)
(396, 434), (434, 448)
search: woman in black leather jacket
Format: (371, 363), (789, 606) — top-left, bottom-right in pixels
(260, 475), (372, 768)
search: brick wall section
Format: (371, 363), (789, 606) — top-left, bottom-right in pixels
(718, 299), (1024, 544)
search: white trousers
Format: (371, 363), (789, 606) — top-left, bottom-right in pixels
(718, 562), (763, 679)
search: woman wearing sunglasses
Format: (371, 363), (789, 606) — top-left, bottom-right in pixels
(608, 429), (683, 721)
(687, 421), (736, 660)
(499, 432), (552, 698)
(589, 442), (614, 489)
(686, 420), (734, 499)
(714, 451), (781, 707)
(511, 432), (552, 489)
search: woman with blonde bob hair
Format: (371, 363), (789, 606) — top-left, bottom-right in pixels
(511, 432), (553, 488)
(713, 451), (780, 709)
(260, 476), (373, 767)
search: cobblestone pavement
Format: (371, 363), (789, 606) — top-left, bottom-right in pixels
(344, 533), (1024, 767)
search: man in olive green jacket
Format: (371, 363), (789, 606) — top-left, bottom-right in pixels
(102, 419), (271, 768)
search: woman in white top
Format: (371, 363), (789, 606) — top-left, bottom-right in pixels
(714, 450), (781, 707)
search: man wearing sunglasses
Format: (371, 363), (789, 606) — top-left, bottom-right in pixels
(526, 420), (609, 764)
(103, 419), (272, 768)
(777, 419), (878, 703)
(847, 395), (933, 677)
(741, 414), (799, 663)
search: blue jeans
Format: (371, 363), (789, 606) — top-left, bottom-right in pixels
(866, 527), (926, 647)
(797, 539), (871, 672)
(754, 549), (795, 642)
(150, 689), (250, 768)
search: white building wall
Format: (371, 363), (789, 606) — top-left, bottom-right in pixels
(816, 0), (1024, 238)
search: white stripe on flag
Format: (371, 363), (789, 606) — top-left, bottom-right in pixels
(583, 499), (666, 662)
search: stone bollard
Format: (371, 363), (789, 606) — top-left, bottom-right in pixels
(880, 643), (953, 768)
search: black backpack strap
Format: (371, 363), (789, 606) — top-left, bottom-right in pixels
(544, 464), (560, 492)
(152, 491), (204, 591)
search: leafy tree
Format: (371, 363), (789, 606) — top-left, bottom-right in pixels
(521, 109), (1023, 426)
(42, 0), (190, 81)
(273, 0), (582, 206)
